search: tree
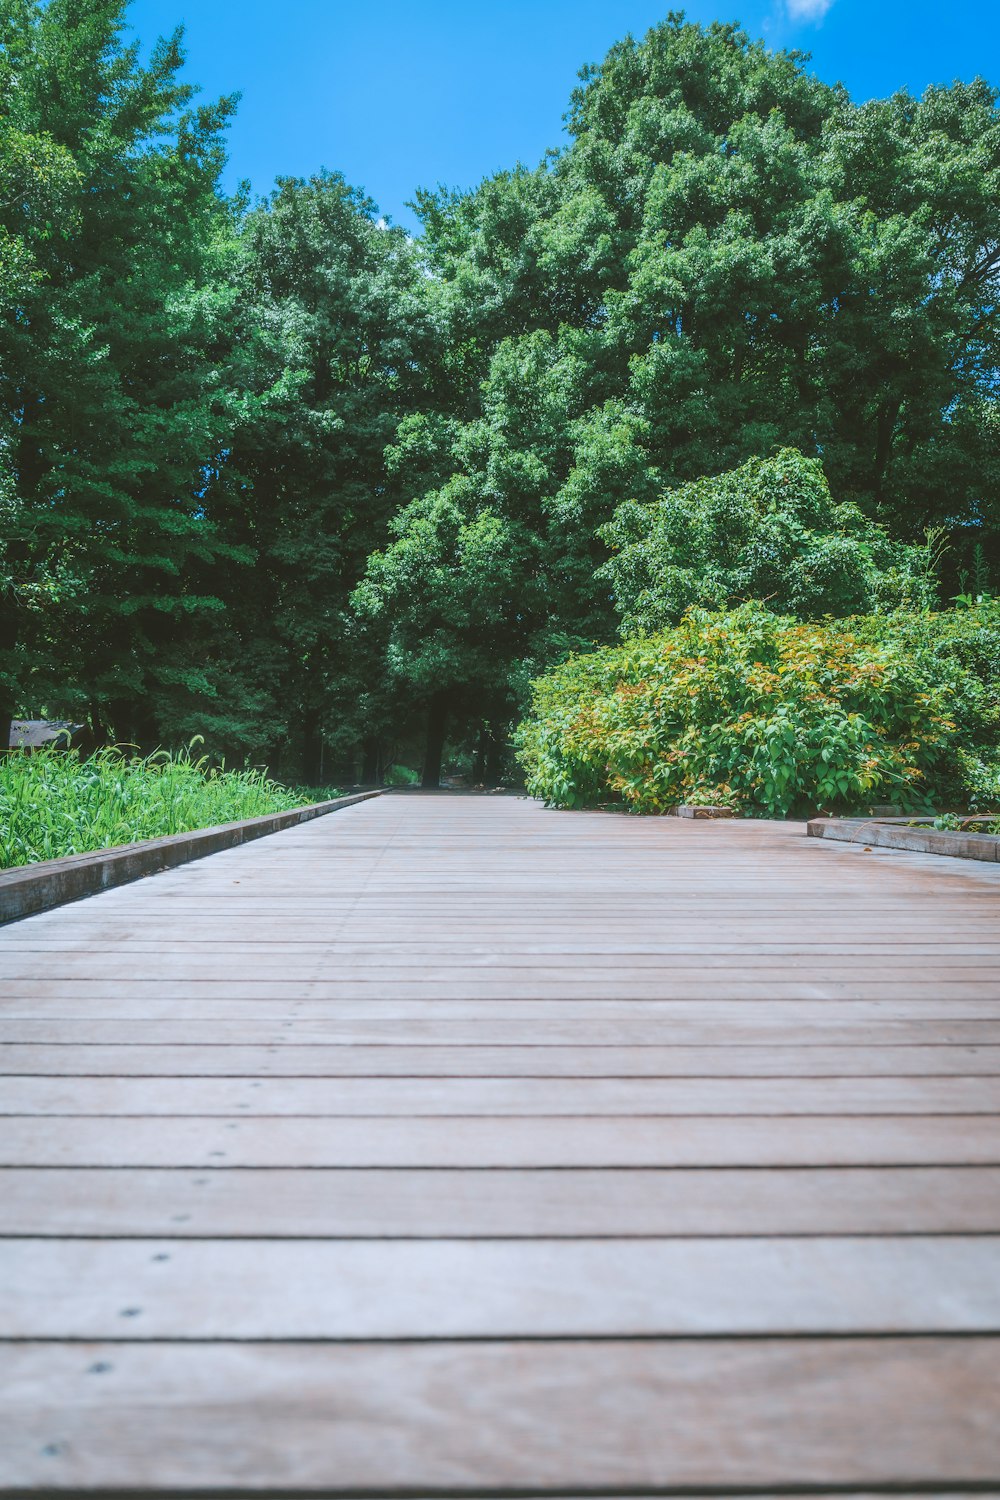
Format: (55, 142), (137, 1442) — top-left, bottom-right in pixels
(559, 16), (1000, 533)
(0, 9), (81, 744)
(0, 0), (250, 748)
(223, 171), (440, 779)
(351, 479), (539, 785)
(373, 14), (1000, 770)
(599, 449), (928, 636)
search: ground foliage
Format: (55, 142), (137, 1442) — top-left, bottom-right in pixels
(1, 5), (999, 786)
(0, 742), (308, 869)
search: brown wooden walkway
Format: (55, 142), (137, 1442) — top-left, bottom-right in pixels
(2, 791), (1000, 1494)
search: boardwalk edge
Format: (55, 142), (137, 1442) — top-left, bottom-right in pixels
(807, 815), (1000, 863)
(0, 790), (382, 926)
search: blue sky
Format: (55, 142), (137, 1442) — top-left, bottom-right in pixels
(127, 0), (997, 231)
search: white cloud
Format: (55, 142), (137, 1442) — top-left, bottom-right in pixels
(786, 0), (835, 19)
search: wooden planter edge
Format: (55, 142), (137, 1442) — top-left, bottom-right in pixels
(807, 815), (1000, 863)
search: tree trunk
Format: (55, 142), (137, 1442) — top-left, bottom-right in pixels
(421, 690), (450, 789)
(89, 702), (114, 748)
(106, 700), (135, 748)
(486, 728), (506, 787)
(0, 594), (19, 754)
(361, 736), (380, 785)
(873, 396), (903, 499)
(473, 725), (488, 785)
(0, 686), (14, 755)
(300, 708), (323, 785)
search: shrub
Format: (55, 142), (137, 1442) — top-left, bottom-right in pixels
(516, 604), (968, 817)
(849, 602), (1000, 808)
(598, 449), (928, 635)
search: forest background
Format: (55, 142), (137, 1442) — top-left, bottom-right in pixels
(1, 0), (998, 790)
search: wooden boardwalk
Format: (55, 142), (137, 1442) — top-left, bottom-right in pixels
(2, 790), (1000, 1494)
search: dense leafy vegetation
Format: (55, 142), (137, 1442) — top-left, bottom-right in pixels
(1, 3), (999, 793)
(0, 744), (309, 870)
(517, 604), (1000, 816)
(848, 602), (1000, 808)
(599, 450), (930, 634)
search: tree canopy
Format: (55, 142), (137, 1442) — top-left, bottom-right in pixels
(2, 4), (998, 784)
(598, 449), (930, 634)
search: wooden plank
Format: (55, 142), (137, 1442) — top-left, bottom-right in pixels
(10, 922), (1000, 946)
(19, 918), (1000, 940)
(5, 942), (1000, 964)
(3, 1236), (999, 1337)
(4, 1042), (1000, 1077)
(4, 995), (1000, 1022)
(5, 944), (1000, 978)
(4, 1074), (999, 1114)
(65, 888), (982, 900)
(7, 956), (1000, 992)
(49, 885), (929, 900)
(2, 1339), (1000, 1491)
(4, 1166), (999, 1237)
(7, 1016), (1000, 1045)
(17, 925), (1000, 948)
(3, 977), (999, 1001)
(3, 1113), (997, 1167)
(7, 918), (1000, 942)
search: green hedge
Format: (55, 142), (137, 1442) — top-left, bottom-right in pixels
(516, 604), (1000, 817)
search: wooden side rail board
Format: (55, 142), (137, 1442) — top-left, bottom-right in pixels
(808, 814), (1000, 863)
(0, 790), (381, 926)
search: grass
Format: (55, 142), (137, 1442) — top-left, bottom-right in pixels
(0, 741), (315, 871)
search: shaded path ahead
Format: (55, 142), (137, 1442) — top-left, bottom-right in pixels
(2, 792), (1000, 1493)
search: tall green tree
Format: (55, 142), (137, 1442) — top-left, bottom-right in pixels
(0, 4), (81, 742)
(0, 0), (249, 748)
(224, 171), (440, 780)
(359, 14), (1000, 776)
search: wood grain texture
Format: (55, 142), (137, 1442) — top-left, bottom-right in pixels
(4, 1166), (999, 1237)
(4, 1113), (999, 1166)
(3, 1339), (1000, 1491)
(6, 1041), (1000, 1075)
(5, 989), (1000, 1013)
(6, 1014), (1000, 1043)
(6, 1072), (1000, 1113)
(3, 792), (1000, 1492)
(4, 1236), (1000, 1337)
